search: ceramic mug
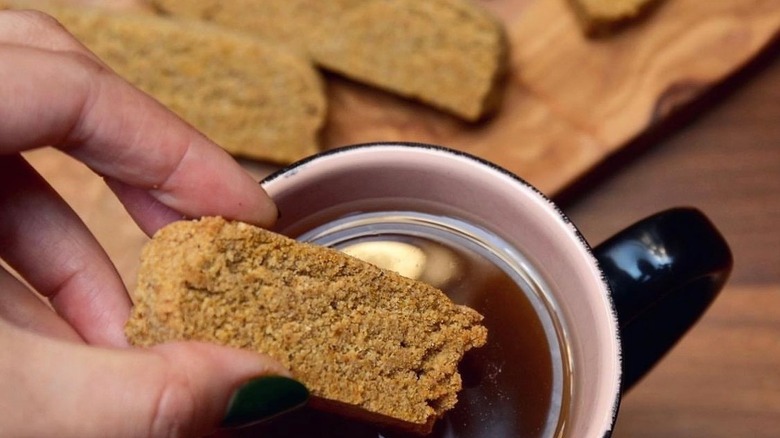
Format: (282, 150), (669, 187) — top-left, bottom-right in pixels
(252, 142), (732, 438)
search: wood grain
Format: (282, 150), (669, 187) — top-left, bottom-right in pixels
(563, 48), (780, 437)
(615, 285), (780, 438)
(322, 0), (780, 194)
(19, 0), (780, 193)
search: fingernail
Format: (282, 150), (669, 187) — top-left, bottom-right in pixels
(221, 376), (309, 428)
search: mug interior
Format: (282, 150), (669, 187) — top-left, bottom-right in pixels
(261, 143), (621, 437)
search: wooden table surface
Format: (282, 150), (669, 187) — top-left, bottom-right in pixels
(559, 43), (780, 437)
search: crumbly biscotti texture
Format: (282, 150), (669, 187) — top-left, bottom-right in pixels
(125, 217), (488, 431)
(0, 1), (326, 163)
(567, 0), (662, 36)
(150, 0), (508, 121)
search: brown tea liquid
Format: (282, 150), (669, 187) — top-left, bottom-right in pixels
(231, 210), (572, 438)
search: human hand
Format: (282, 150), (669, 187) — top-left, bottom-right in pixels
(0, 9), (306, 437)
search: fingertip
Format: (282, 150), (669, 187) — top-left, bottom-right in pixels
(137, 136), (280, 231)
(248, 186), (279, 229)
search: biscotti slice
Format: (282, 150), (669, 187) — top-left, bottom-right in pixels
(150, 0), (358, 53)
(1, 1), (326, 163)
(150, 0), (508, 121)
(311, 0), (508, 121)
(125, 217), (487, 434)
(566, 0), (663, 36)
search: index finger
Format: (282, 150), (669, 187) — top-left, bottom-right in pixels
(0, 44), (278, 234)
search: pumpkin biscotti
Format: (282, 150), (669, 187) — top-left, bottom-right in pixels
(0, 1), (326, 163)
(150, 0), (508, 121)
(125, 217), (487, 434)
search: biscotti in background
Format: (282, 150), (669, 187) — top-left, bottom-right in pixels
(566, 0), (664, 36)
(125, 217), (488, 434)
(0, 0), (326, 163)
(150, 0), (508, 121)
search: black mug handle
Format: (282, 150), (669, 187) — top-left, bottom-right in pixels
(592, 207), (733, 392)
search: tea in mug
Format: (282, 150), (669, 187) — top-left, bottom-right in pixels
(238, 211), (572, 438)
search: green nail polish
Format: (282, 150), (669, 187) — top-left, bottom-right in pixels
(221, 376), (309, 428)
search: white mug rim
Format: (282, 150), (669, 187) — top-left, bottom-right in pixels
(261, 142), (623, 437)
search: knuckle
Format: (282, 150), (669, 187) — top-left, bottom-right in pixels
(60, 48), (108, 76)
(5, 9), (69, 37)
(0, 9), (103, 69)
(149, 373), (198, 438)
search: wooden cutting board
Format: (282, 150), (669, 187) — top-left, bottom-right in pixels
(19, 0), (780, 286)
(321, 0), (780, 194)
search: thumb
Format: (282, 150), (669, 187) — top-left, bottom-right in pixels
(0, 321), (309, 438)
